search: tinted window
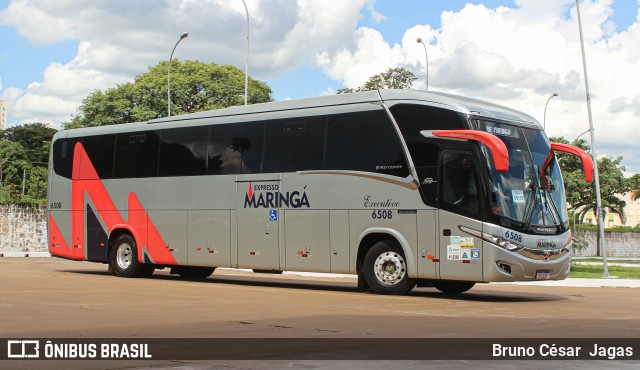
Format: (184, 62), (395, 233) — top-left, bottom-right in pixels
(53, 139), (70, 179)
(159, 127), (209, 177)
(440, 151), (480, 218)
(391, 104), (468, 205)
(391, 104), (466, 167)
(113, 132), (160, 178)
(263, 116), (326, 173)
(83, 135), (115, 179)
(208, 122), (264, 175)
(325, 110), (409, 177)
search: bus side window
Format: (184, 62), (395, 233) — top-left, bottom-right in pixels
(113, 132), (160, 178)
(324, 110), (409, 177)
(208, 122), (264, 175)
(263, 116), (325, 173)
(82, 134), (116, 179)
(440, 151), (480, 218)
(159, 126), (208, 177)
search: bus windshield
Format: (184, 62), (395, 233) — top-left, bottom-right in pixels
(478, 121), (569, 228)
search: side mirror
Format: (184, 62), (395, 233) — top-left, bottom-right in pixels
(421, 129), (509, 172)
(549, 143), (594, 182)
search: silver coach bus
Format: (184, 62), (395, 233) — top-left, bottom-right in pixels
(48, 90), (593, 295)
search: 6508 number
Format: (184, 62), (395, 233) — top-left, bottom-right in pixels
(371, 210), (393, 220)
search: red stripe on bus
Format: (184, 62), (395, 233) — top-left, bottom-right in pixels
(48, 142), (178, 265)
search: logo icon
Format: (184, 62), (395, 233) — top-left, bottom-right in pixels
(7, 340), (40, 358)
(269, 210), (278, 221)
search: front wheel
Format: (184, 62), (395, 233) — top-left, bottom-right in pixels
(363, 240), (416, 295)
(432, 281), (475, 294)
(110, 234), (141, 278)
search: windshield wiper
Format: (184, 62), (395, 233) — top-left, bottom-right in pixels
(522, 171), (538, 227)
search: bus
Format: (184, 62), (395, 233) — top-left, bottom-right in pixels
(48, 89), (593, 295)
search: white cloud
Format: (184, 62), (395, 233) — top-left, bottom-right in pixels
(0, 0), (639, 172)
(0, 0), (366, 126)
(314, 0), (640, 172)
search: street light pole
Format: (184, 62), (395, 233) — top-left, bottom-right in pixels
(167, 32), (189, 117)
(242, 0), (250, 105)
(576, 0), (608, 276)
(416, 37), (429, 90)
(543, 93), (558, 130)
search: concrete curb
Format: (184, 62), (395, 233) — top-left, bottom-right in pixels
(0, 251), (51, 257)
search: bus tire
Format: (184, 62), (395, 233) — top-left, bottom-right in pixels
(110, 234), (141, 278)
(363, 240), (416, 295)
(177, 266), (215, 279)
(432, 281), (475, 294)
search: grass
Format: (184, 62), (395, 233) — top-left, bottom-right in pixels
(568, 264), (640, 279)
(573, 258), (640, 264)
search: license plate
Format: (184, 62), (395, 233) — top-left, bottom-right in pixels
(536, 270), (551, 279)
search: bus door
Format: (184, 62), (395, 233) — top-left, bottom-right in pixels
(437, 150), (483, 281)
(236, 178), (281, 270)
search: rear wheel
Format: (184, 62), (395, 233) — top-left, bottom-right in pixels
(432, 281), (475, 294)
(110, 234), (141, 278)
(363, 240), (416, 295)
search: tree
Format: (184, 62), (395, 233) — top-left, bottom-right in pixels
(0, 122), (57, 164)
(337, 67), (417, 94)
(628, 173), (640, 201)
(66, 60), (273, 129)
(0, 124), (55, 206)
(0, 140), (29, 187)
(550, 137), (630, 254)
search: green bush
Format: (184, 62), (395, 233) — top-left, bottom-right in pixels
(575, 223), (597, 231)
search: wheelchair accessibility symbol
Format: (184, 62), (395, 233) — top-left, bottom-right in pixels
(269, 210), (278, 221)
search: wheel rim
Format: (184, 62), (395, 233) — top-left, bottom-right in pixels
(116, 243), (133, 270)
(373, 251), (407, 286)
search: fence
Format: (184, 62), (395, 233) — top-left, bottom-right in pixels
(572, 230), (640, 257)
(0, 204), (48, 256)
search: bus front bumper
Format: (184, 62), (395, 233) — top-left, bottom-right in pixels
(483, 242), (571, 282)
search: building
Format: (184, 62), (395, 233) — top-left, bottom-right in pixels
(621, 190), (640, 227)
(579, 189), (640, 227)
(0, 99), (6, 129)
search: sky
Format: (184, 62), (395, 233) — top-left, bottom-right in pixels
(0, 0), (639, 173)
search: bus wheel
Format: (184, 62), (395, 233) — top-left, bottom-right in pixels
(110, 234), (140, 278)
(363, 240), (416, 295)
(432, 281), (475, 294)
(176, 266), (215, 279)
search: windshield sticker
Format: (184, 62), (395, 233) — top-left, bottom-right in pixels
(511, 190), (525, 203)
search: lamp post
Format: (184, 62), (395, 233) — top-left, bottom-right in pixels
(167, 32), (189, 117)
(241, 0), (250, 105)
(543, 93), (558, 130)
(416, 37), (429, 90)
(576, 0), (608, 276)
(575, 128), (591, 142)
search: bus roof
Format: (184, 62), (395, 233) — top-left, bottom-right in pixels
(63, 89), (540, 138)
(151, 89), (539, 126)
